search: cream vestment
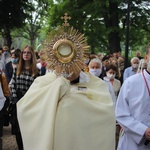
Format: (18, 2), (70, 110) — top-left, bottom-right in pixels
(17, 72), (116, 150)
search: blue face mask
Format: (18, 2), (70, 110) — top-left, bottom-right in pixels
(11, 58), (18, 64)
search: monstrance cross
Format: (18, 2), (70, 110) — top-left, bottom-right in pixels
(61, 13), (71, 27)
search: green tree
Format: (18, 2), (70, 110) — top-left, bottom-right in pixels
(17, 0), (49, 49)
(0, 0), (30, 48)
(47, 0), (150, 54)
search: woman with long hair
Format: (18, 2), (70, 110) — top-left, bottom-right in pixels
(10, 45), (39, 150)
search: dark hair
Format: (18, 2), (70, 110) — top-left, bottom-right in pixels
(14, 48), (21, 58)
(106, 64), (118, 72)
(102, 55), (110, 62)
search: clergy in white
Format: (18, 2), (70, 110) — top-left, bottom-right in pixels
(17, 71), (116, 150)
(115, 44), (150, 150)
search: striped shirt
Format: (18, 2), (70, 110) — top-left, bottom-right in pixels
(11, 68), (38, 100)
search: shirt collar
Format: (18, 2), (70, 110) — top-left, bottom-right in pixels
(103, 77), (110, 82)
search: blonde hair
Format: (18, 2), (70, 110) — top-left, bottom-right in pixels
(17, 45), (38, 77)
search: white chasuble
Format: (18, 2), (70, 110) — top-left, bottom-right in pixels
(17, 72), (116, 150)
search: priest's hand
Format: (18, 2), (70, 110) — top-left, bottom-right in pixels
(145, 128), (150, 140)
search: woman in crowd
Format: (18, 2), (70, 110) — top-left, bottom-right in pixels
(10, 45), (39, 150)
(5, 49), (21, 84)
(103, 64), (121, 98)
(103, 64), (121, 147)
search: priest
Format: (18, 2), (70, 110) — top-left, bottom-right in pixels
(115, 44), (150, 150)
(17, 14), (116, 150)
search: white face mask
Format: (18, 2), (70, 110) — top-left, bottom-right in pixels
(106, 73), (115, 79)
(89, 68), (102, 77)
(132, 64), (138, 69)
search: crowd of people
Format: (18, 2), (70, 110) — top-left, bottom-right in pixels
(0, 44), (149, 150)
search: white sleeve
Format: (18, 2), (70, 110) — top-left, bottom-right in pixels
(105, 81), (116, 108)
(115, 80), (148, 144)
(0, 84), (6, 111)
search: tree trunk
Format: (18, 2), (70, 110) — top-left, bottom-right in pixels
(108, 32), (121, 53)
(30, 38), (35, 49)
(108, 1), (121, 53)
(3, 24), (12, 49)
(103, 1), (121, 54)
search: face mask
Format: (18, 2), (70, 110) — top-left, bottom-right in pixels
(132, 64), (138, 69)
(11, 58), (18, 64)
(89, 68), (102, 77)
(106, 73), (115, 79)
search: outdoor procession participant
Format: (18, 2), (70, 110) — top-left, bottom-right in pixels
(0, 84), (6, 149)
(115, 44), (150, 150)
(123, 56), (139, 81)
(1, 46), (11, 66)
(10, 45), (39, 150)
(0, 70), (10, 127)
(5, 48), (21, 84)
(103, 64), (121, 99)
(17, 13), (116, 150)
(88, 58), (116, 107)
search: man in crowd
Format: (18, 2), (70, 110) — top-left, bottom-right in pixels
(88, 58), (116, 108)
(123, 56), (139, 81)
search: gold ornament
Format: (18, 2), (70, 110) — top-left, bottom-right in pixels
(42, 13), (90, 77)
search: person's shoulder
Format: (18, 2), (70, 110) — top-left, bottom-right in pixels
(32, 72), (70, 90)
(83, 71), (105, 84)
(124, 73), (141, 84)
(124, 66), (132, 71)
(103, 76), (109, 82)
(5, 61), (11, 67)
(114, 78), (121, 84)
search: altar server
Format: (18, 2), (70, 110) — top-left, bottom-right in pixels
(116, 44), (150, 150)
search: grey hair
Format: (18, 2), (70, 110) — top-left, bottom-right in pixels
(88, 58), (102, 68)
(130, 57), (139, 63)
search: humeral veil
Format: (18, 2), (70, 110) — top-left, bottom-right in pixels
(17, 72), (116, 150)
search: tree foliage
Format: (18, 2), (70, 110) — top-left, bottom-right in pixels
(16, 0), (49, 48)
(0, 0), (49, 49)
(0, 0), (30, 47)
(47, 0), (150, 54)
(0, 0), (149, 54)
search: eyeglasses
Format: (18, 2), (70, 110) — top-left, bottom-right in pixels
(23, 51), (31, 55)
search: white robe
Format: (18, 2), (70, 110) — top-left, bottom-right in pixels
(115, 69), (150, 150)
(17, 71), (116, 150)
